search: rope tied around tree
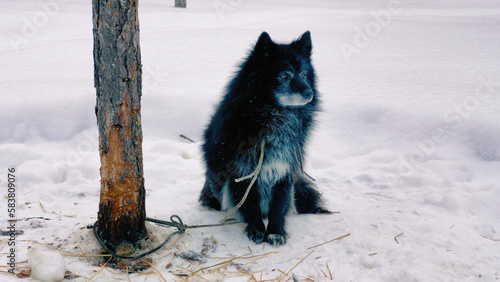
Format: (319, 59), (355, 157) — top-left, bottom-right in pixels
(91, 140), (266, 261)
(91, 216), (240, 260)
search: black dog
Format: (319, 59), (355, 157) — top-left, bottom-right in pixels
(200, 31), (330, 246)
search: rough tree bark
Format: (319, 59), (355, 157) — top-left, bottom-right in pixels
(92, 0), (146, 252)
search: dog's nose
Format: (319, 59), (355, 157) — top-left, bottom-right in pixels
(303, 89), (313, 99)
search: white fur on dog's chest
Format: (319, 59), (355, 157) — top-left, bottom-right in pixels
(259, 159), (291, 186)
(258, 151), (293, 216)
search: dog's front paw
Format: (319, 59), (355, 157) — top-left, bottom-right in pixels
(246, 228), (266, 244)
(266, 234), (286, 246)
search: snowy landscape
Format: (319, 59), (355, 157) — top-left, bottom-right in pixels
(1, 0), (500, 280)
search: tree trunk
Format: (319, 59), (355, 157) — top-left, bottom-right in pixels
(175, 0), (186, 8)
(92, 0), (146, 252)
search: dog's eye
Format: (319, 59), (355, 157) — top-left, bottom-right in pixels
(300, 71), (308, 78)
(279, 73), (290, 80)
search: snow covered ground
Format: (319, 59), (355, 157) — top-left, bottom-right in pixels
(1, 0), (500, 281)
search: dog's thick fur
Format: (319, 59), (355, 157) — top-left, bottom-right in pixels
(200, 31), (330, 246)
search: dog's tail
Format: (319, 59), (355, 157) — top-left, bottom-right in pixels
(294, 175), (331, 214)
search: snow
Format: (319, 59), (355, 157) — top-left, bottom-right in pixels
(28, 246), (66, 282)
(1, 0), (500, 281)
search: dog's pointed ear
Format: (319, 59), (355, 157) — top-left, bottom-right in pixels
(291, 31), (312, 57)
(253, 31), (273, 59)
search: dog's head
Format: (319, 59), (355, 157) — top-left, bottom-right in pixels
(246, 31), (316, 108)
